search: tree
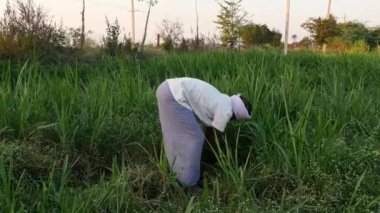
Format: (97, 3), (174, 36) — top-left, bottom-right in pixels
(102, 17), (121, 55)
(83, 36), (98, 49)
(239, 23), (281, 47)
(0, 0), (65, 58)
(68, 27), (82, 48)
(215, 0), (247, 49)
(301, 15), (338, 47)
(336, 21), (380, 50)
(68, 27), (93, 49)
(139, 0), (159, 53)
(269, 30), (282, 47)
(239, 24), (262, 46)
(158, 19), (184, 51)
(337, 21), (369, 43)
(369, 27), (380, 50)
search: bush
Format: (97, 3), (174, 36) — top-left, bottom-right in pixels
(102, 17), (135, 56)
(162, 37), (174, 51)
(349, 39), (368, 54)
(327, 37), (350, 53)
(158, 19), (184, 51)
(376, 45), (380, 54)
(0, 0), (66, 59)
(239, 23), (282, 48)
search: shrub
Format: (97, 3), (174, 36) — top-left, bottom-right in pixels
(162, 37), (174, 51)
(376, 45), (380, 54)
(158, 19), (184, 51)
(327, 37), (350, 53)
(101, 17), (135, 56)
(0, 0), (66, 59)
(349, 39), (368, 53)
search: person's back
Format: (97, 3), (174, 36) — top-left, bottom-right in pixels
(167, 77), (233, 132)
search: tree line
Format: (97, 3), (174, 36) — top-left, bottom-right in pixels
(301, 15), (380, 52)
(0, 0), (379, 60)
(215, 0), (282, 49)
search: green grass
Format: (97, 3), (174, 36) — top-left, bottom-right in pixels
(0, 50), (380, 212)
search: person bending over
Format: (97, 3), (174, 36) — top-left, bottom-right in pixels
(156, 77), (252, 192)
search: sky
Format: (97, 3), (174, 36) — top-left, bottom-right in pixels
(1, 0), (379, 44)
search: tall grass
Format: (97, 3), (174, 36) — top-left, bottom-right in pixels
(0, 51), (379, 211)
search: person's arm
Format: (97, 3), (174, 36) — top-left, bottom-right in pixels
(211, 100), (233, 132)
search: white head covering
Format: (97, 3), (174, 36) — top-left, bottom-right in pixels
(231, 95), (251, 120)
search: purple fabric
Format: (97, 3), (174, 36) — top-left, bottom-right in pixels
(231, 95), (251, 120)
(156, 81), (205, 186)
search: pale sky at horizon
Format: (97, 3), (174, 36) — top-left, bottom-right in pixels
(1, 0), (379, 44)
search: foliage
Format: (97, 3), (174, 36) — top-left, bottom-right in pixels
(215, 0), (247, 48)
(102, 17), (120, 55)
(368, 27), (380, 50)
(158, 19), (184, 51)
(101, 17), (134, 56)
(0, 0), (66, 58)
(337, 21), (370, 44)
(301, 16), (380, 52)
(83, 37), (99, 49)
(179, 38), (190, 51)
(298, 36), (313, 49)
(301, 15), (338, 46)
(66, 27), (95, 50)
(239, 23), (282, 47)
(348, 39), (368, 53)
(68, 27), (83, 49)
(176, 33), (221, 51)
(336, 23), (380, 50)
(162, 37), (174, 51)
(203, 33), (221, 48)
(327, 36), (350, 52)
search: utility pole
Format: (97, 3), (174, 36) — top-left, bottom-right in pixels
(326, 0), (332, 18)
(322, 0), (332, 53)
(195, 0), (199, 48)
(131, 0), (136, 43)
(284, 0), (290, 55)
(80, 0), (85, 50)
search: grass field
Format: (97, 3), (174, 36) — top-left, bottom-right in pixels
(0, 50), (380, 212)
